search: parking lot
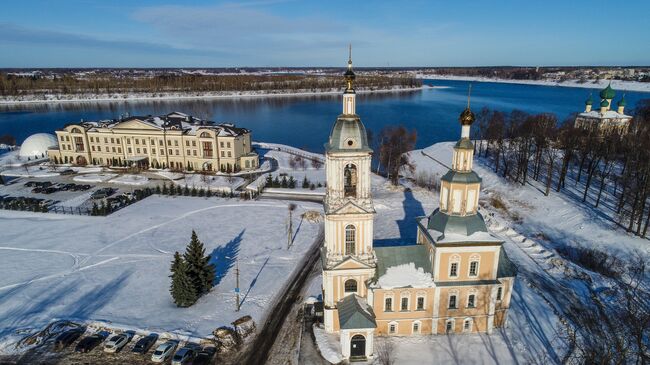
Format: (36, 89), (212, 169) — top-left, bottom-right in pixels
(0, 172), (160, 215)
(9, 326), (218, 365)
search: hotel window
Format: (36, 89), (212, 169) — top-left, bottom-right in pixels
(203, 142), (213, 158)
(193, 150), (197, 156)
(111, 138), (115, 144)
(417, 296), (425, 310)
(174, 140), (178, 147)
(159, 139), (164, 146)
(65, 136), (69, 141)
(192, 141), (196, 147)
(187, 149), (191, 155)
(160, 149), (164, 155)
(186, 141), (190, 147)
(135, 139), (139, 145)
(89, 137), (93, 142)
(227, 142), (231, 148)
(221, 151), (225, 157)
(344, 225), (356, 255)
(112, 147), (116, 153)
(143, 148), (147, 154)
(60, 136), (65, 142)
(136, 148), (140, 154)
(168, 149), (172, 155)
(175, 149), (179, 155)
(128, 147), (132, 154)
(220, 141), (224, 148)
(98, 146), (102, 152)
(104, 137), (108, 143)
(497, 287), (503, 301)
(151, 139), (155, 145)
(446, 319), (454, 333)
(467, 294), (476, 308)
(127, 139), (131, 144)
(385, 297), (392, 312)
(228, 151), (232, 157)
(389, 323), (397, 334)
(401, 297), (409, 311)
(92, 146), (95, 151)
(118, 147), (122, 153)
(449, 295), (457, 309)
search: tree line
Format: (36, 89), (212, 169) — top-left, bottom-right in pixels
(472, 100), (650, 238)
(0, 73), (421, 97)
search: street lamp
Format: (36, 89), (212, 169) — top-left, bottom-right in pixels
(226, 256), (240, 312)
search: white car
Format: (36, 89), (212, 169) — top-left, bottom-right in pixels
(103, 333), (131, 353)
(151, 341), (178, 363)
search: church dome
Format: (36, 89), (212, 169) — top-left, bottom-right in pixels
(427, 208), (489, 236)
(585, 94), (593, 105)
(459, 107), (475, 126)
(600, 99), (609, 108)
(599, 84), (616, 100)
(326, 115), (371, 153)
(617, 96), (626, 107)
(19, 133), (58, 158)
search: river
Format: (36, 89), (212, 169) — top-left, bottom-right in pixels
(1, 79), (648, 153)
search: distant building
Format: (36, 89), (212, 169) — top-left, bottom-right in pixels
(574, 84), (631, 134)
(47, 112), (259, 172)
(321, 51), (516, 362)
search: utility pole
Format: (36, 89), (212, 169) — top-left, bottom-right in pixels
(235, 258), (240, 312)
(287, 203), (296, 249)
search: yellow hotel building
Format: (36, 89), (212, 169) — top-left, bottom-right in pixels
(47, 112), (258, 172)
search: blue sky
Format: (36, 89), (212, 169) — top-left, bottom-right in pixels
(1, 0), (648, 67)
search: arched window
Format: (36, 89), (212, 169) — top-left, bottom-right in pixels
(344, 164), (357, 197)
(463, 318), (473, 332)
(344, 279), (357, 293)
(468, 254), (480, 277)
(70, 127), (81, 133)
(199, 132), (211, 138)
(345, 225), (356, 255)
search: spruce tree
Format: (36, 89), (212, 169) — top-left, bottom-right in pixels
(170, 252), (198, 307)
(183, 230), (216, 295)
(302, 176), (309, 189)
(162, 183), (168, 195)
(281, 176), (288, 188)
(288, 176), (296, 189)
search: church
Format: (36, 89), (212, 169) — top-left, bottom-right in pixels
(574, 83), (631, 134)
(321, 52), (517, 361)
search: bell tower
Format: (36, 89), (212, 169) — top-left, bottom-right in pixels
(322, 47), (377, 333)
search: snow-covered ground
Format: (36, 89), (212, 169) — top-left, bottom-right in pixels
(0, 196), (322, 355)
(420, 74), (650, 93)
(250, 144), (326, 192)
(155, 171), (245, 193)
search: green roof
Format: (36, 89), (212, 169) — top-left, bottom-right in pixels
(454, 138), (474, 150)
(617, 96), (626, 107)
(441, 170), (482, 184)
(427, 209), (489, 236)
(497, 247), (517, 278)
(600, 84), (616, 100)
(600, 99), (609, 107)
(325, 115), (372, 153)
(585, 94), (593, 105)
(337, 294), (376, 330)
(374, 245), (432, 279)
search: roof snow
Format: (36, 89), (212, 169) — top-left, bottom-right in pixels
(376, 262), (435, 289)
(578, 110), (631, 120)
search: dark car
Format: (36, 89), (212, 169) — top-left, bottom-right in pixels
(54, 328), (85, 350)
(31, 187), (43, 193)
(61, 183), (76, 191)
(37, 181), (53, 188)
(24, 181), (37, 187)
(80, 185), (92, 191)
(60, 169), (75, 175)
(43, 187), (58, 194)
(74, 333), (106, 353)
(132, 333), (159, 354)
(192, 346), (217, 365)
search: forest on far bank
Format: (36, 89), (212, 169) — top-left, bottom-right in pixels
(0, 73), (421, 97)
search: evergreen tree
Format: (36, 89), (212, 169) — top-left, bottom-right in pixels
(288, 176), (296, 189)
(302, 176), (309, 189)
(162, 183), (168, 195)
(91, 202), (99, 216)
(273, 176), (281, 188)
(183, 185), (190, 196)
(156, 185), (162, 195)
(265, 174), (273, 187)
(183, 231), (216, 295)
(281, 176), (288, 188)
(206, 189), (212, 198)
(198, 187), (205, 197)
(169, 252), (198, 307)
(177, 185), (183, 195)
(191, 186), (198, 196)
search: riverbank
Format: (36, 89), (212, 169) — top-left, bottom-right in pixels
(0, 85), (426, 106)
(420, 74), (650, 93)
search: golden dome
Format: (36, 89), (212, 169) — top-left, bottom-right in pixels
(459, 107), (475, 126)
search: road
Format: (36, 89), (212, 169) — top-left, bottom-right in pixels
(239, 227), (325, 365)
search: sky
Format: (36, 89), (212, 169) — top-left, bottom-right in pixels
(1, 0), (649, 68)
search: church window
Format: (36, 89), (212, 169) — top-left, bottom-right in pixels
(417, 296), (425, 310)
(469, 261), (479, 277)
(385, 297), (393, 312)
(389, 323), (397, 334)
(412, 321), (420, 334)
(401, 297), (409, 311)
(467, 294), (476, 308)
(449, 295), (457, 309)
(344, 279), (357, 293)
(344, 225), (356, 255)
(450, 263), (458, 277)
(446, 319), (454, 333)
(463, 318), (473, 332)
(344, 164), (357, 197)
(496, 287), (503, 301)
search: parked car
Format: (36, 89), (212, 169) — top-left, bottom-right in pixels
(103, 333), (132, 353)
(53, 328), (85, 350)
(60, 169), (75, 175)
(24, 181), (37, 187)
(80, 184), (92, 191)
(171, 347), (196, 365)
(74, 333), (106, 353)
(151, 341), (178, 363)
(132, 333), (159, 354)
(92, 188), (114, 200)
(122, 191), (135, 200)
(31, 187), (43, 193)
(60, 183), (76, 191)
(43, 187), (58, 194)
(193, 346), (217, 365)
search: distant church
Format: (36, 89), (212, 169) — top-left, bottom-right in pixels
(574, 83), (631, 134)
(321, 51), (517, 361)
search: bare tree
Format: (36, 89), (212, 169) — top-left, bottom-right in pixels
(375, 337), (396, 365)
(378, 126), (417, 185)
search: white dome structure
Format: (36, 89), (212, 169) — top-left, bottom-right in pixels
(20, 133), (58, 158)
